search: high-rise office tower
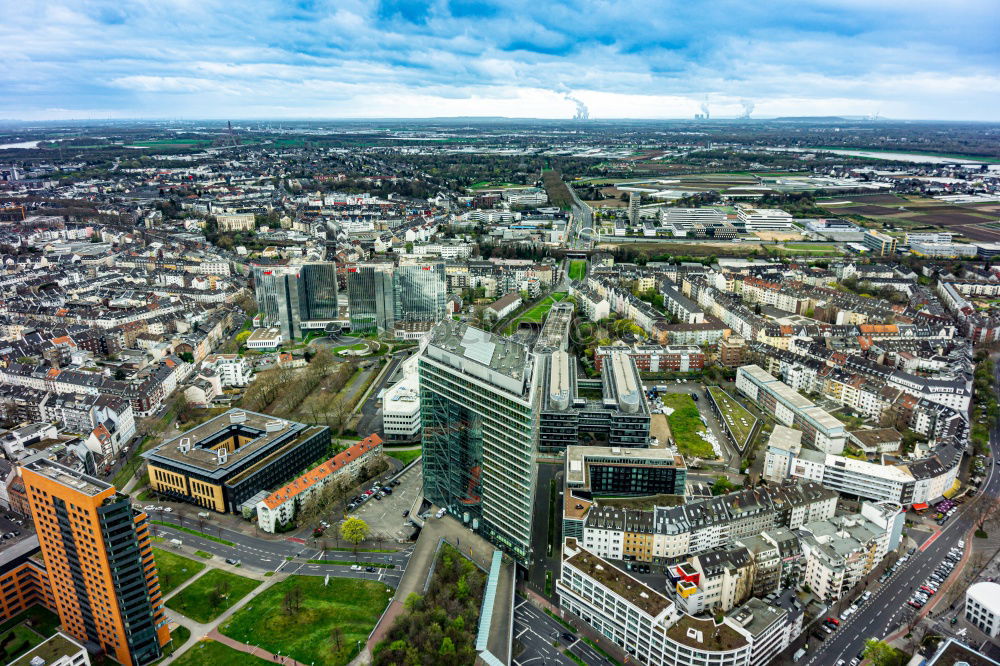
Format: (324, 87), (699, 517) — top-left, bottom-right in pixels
(418, 319), (539, 563)
(253, 262), (338, 339)
(346, 262), (396, 333)
(20, 460), (169, 666)
(347, 261), (446, 334)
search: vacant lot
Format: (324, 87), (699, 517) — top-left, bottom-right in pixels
(511, 292), (569, 329)
(166, 569), (260, 623)
(153, 548), (206, 597)
(707, 387), (757, 449)
(568, 260), (587, 281)
(661, 393), (715, 459)
(915, 212), (995, 226)
(221, 576), (392, 666)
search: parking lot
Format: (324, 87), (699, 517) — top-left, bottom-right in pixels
(351, 463), (423, 541)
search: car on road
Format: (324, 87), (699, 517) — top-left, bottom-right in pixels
(561, 633), (575, 642)
(225, 558), (241, 566)
(365, 566), (375, 572)
(402, 510), (409, 517)
(350, 564), (361, 571)
(162, 507), (172, 513)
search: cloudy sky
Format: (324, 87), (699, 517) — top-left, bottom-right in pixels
(3, 0), (999, 121)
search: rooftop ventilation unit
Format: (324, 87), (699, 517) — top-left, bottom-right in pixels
(217, 448), (229, 465)
(178, 437), (191, 454)
(230, 411), (247, 424)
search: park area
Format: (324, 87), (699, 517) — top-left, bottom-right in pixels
(778, 242), (843, 256)
(660, 393), (715, 459)
(153, 548), (206, 596)
(707, 387), (757, 450)
(165, 569), (260, 623)
(373, 543), (486, 666)
(568, 260), (587, 281)
(506, 292), (568, 334)
(172, 640), (275, 666)
(219, 576), (393, 666)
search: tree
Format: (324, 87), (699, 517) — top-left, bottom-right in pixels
(340, 516), (370, 560)
(439, 637), (455, 656)
(235, 330), (252, 346)
(114, 368), (127, 380)
(863, 639), (902, 666)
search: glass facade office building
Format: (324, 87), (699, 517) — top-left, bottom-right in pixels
(418, 319), (539, 564)
(253, 263), (338, 339)
(347, 261), (446, 334)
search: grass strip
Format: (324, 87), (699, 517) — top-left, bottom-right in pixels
(583, 637), (623, 666)
(151, 521), (235, 547)
(307, 559), (395, 568)
(544, 607), (577, 633)
(194, 550), (213, 559)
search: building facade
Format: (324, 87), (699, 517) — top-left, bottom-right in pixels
(419, 320), (538, 563)
(21, 460), (169, 666)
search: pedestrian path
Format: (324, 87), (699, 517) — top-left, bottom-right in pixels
(207, 628), (309, 666)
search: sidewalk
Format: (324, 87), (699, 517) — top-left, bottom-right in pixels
(208, 628), (309, 666)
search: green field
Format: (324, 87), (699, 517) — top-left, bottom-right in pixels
(220, 576), (392, 666)
(520, 292), (569, 323)
(386, 448), (421, 465)
(130, 139), (211, 147)
(171, 640), (275, 666)
(661, 393), (715, 458)
(166, 569), (260, 623)
(153, 548), (206, 597)
(707, 387), (757, 449)
(568, 260), (587, 281)
(468, 180), (519, 190)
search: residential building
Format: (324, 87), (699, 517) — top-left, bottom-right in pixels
(143, 409), (330, 513)
(21, 460), (169, 666)
(256, 434), (383, 532)
(200, 354), (252, 387)
(736, 365), (846, 454)
(966, 582), (1000, 638)
(418, 320), (538, 563)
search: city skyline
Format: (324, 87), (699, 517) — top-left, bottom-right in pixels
(2, 1), (999, 121)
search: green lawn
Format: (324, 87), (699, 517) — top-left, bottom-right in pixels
(220, 576), (393, 666)
(166, 569), (260, 623)
(161, 624), (191, 659)
(661, 393), (715, 458)
(519, 292), (569, 323)
(707, 387), (757, 448)
(0, 625), (45, 662)
(153, 548), (206, 596)
(568, 260), (587, 281)
(333, 342), (368, 353)
(386, 448), (421, 465)
(171, 640), (275, 666)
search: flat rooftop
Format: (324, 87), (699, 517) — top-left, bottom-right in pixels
(426, 318), (529, 385)
(22, 458), (111, 497)
(10, 633), (86, 666)
(566, 445), (684, 487)
(565, 542), (669, 617)
(664, 613), (749, 652)
(143, 409), (318, 478)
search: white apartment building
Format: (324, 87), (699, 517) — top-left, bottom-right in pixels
(799, 511), (891, 602)
(966, 582), (1000, 638)
(245, 327), (283, 349)
(762, 426), (803, 483)
(201, 354), (252, 387)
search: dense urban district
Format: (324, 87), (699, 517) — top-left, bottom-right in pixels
(0, 118), (999, 666)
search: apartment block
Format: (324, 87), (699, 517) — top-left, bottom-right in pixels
(21, 460), (169, 666)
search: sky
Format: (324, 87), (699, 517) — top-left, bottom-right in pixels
(3, 0), (999, 121)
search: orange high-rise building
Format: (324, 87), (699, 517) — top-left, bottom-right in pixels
(20, 459), (169, 665)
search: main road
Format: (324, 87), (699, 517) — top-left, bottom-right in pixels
(145, 509), (410, 587)
(806, 410), (1000, 664)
